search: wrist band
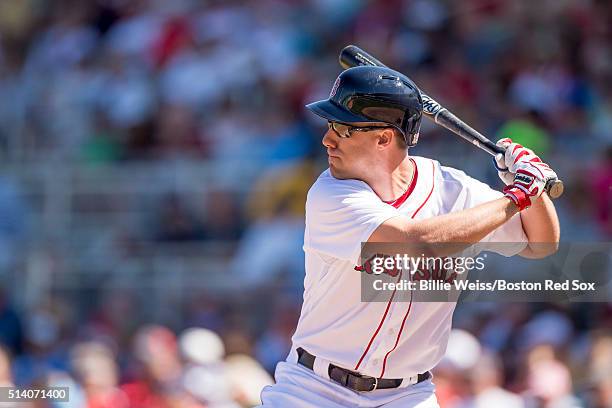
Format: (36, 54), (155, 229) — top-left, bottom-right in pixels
(503, 185), (532, 211)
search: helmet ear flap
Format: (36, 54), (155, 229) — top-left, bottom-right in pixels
(408, 132), (419, 147)
(404, 110), (422, 147)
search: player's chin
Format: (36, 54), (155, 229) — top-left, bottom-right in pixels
(329, 164), (349, 180)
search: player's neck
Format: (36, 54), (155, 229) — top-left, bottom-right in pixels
(364, 155), (415, 202)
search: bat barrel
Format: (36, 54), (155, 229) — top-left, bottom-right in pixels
(340, 45), (386, 69)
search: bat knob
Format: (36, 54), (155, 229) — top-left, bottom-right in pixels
(545, 179), (564, 199)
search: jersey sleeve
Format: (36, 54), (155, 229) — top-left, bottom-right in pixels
(439, 165), (528, 257)
(304, 172), (400, 263)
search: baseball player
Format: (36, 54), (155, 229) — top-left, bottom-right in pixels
(259, 66), (560, 407)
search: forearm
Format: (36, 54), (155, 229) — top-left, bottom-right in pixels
(370, 197), (519, 256)
(519, 193), (560, 258)
(413, 197), (518, 246)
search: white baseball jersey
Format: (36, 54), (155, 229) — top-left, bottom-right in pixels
(289, 156), (527, 379)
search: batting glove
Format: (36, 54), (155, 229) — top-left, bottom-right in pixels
(494, 138), (543, 185)
(503, 160), (558, 211)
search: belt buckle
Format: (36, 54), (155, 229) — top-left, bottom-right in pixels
(367, 376), (378, 392)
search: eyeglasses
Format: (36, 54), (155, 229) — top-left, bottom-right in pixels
(327, 122), (390, 139)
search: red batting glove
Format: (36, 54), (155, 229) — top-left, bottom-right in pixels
(494, 138), (546, 186)
(503, 161), (558, 211)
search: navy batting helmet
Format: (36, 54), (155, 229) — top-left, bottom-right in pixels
(306, 66), (423, 146)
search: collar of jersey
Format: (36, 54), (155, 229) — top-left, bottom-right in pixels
(382, 158), (418, 209)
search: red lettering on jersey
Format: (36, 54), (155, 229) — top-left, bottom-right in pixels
(354, 254), (400, 277)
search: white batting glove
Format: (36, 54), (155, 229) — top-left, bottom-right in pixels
(494, 138), (543, 185)
(503, 160), (558, 211)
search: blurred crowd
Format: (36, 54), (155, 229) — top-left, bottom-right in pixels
(1, 293), (612, 407)
(0, 318), (275, 407)
(0, 0), (611, 407)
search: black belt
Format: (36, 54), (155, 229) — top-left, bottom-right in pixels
(296, 347), (430, 392)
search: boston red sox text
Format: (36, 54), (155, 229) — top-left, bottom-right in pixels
(372, 279), (595, 292)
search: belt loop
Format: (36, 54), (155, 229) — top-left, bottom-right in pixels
(336, 368), (348, 387)
(313, 354), (330, 379)
(287, 348), (299, 364)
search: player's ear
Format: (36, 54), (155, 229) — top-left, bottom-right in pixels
(376, 129), (395, 149)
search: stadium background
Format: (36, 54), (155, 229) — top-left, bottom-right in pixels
(0, 0), (610, 406)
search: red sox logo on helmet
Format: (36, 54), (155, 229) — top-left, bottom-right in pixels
(330, 77), (341, 98)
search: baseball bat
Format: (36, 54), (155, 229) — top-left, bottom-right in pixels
(338, 45), (564, 199)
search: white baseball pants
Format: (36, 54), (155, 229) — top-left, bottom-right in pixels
(259, 361), (440, 408)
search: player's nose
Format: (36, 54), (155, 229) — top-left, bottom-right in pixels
(322, 128), (337, 149)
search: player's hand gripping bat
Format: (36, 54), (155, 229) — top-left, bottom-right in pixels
(339, 45), (564, 199)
